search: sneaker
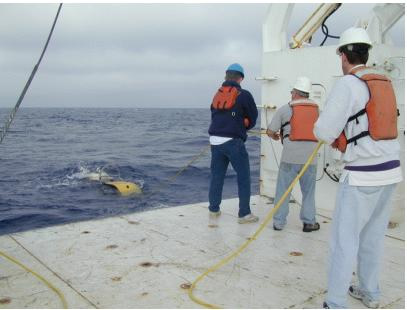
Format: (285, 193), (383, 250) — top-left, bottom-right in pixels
(238, 213), (259, 224)
(273, 224), (283, 231)
(303, 222), (320, 232)
(348, 285), (380, 309)
(209, 210), (221, 218)
(322, 302), (330, 309)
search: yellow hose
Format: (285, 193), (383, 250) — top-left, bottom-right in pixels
(0, 250), (68, 309)
(188, 141), (324, 308)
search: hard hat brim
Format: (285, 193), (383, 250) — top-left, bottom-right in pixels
(293, 87), (310, 94)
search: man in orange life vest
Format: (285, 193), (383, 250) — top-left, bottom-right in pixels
(208, 63), (259, 224)
(266, 76), (320, 232)
(313, 28), (402, 309)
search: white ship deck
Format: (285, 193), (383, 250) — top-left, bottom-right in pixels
(0, 195), (404, 309)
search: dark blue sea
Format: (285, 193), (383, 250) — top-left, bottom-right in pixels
(0, 108), (260, 235)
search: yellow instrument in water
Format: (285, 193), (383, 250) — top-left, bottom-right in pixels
(103, 181), (142, 196)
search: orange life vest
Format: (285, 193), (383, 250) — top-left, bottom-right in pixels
(212, 86), (240, 110)
(280, 100), (319, 143)
(332, 66), (398, 153)
(211, 86), (250, 128)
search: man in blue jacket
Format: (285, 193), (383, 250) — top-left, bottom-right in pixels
(208, 63), (259, 224)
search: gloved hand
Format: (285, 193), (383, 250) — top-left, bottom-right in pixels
(266, 129), (280, 141)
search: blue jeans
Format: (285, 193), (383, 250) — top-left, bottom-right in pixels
(325, 176), (397, 308)
(208, 138), (251, 218)
(273, 162), (317, 228)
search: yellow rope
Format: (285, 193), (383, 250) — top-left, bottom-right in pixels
(148, 144), (210, 196)
(247, 129), (267, 136)
(188, 141), (324, 308)
(0, 249), (68, 309)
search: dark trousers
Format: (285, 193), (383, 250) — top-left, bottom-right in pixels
(208, 138), (251, 218)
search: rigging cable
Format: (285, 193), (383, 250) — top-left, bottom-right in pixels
(0, 4), (69, 309)
(324, 166), (340, 182)
(142, 143), (211, 198)
(0, 3), (63, 145)
(320, 4), (342, 46)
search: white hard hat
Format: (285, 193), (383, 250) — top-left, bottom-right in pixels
(293, 76), (311, 94)
(336, 27), (372, 55)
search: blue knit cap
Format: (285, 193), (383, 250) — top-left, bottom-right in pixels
(226, 63), (244, 78)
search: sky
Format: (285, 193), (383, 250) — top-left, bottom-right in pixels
(0, 3), (405, 108)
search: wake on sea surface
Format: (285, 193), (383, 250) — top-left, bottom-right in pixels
(0, 108), (260, 235)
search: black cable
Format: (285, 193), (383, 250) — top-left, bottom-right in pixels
(320, 4), (342, 46)
(0, 3), (63, 145)
(324, 167), (340, 182)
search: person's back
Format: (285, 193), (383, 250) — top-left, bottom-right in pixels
(208, 80), (257, 142)
(315, 71), (400, 167)
(270, 101), (318, 165)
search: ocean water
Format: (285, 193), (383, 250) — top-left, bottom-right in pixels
(0, 108), (260, 235)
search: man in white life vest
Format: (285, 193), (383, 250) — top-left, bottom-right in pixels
(313, 27), (403, 309)
(266, 76), (320, 232)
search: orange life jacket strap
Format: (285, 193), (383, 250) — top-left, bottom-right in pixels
(279, 121), (290, 144)
(281, 121), (290, 129)
(339, 107), (378, 148)
(346, 131), (369, 146)
(347, 107), (366, 125)
(349, 65), (367, 75)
